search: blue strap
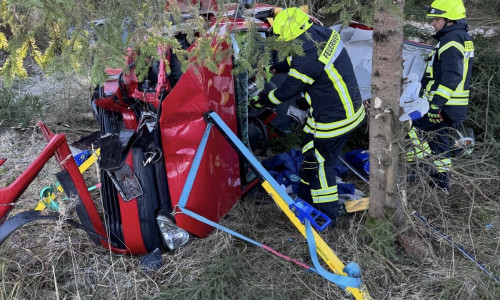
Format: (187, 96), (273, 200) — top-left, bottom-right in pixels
(181, 207), (263, 247)
(177, 123), (213, 208)
(179, 112), (363, 289)
(305, 219), (362, 289)
(207, 112), (296, 207)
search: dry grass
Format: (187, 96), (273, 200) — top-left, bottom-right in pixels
(1, 75), (499, 300)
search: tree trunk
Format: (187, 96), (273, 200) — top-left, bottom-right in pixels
(369, 1), (406, 226)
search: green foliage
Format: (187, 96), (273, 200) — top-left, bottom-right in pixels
(319, 0), (399, 27)
(0, 0), (79, 83)
(232, 22), (270, 84)
(269, 129), (306, 154)
(0, 88), (42, 126)
(361, 216), (397, 260)
(320, 0), (375, 26)
(0, 0), (208, 85)
(467, 34), (500, 141)
(404, 0), (428, 20)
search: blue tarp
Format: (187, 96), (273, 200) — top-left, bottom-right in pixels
(262, 149), (353, 195)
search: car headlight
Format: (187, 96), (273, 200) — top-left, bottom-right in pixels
(156, 215), (190, 251)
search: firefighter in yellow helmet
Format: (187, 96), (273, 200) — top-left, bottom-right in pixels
(407, 0), (473, 191)
(272, 7), (313, 41)
(253, 7), (365, 225)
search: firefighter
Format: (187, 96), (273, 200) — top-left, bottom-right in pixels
(251, 7), (365, 225)
(407, 0), (473, 191)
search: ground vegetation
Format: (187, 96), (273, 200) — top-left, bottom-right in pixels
(0, 0), (499, 299)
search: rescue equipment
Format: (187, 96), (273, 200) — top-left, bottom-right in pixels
(37, 148), (101, 211)
(173, 111), (372, 299)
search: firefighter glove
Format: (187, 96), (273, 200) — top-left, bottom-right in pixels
(249, 97), (264, 109)
(257, 92), (271, 108)
(250, 82), (277, 109)
(296, 95), (310, 110)
(428, 105), (443, 124)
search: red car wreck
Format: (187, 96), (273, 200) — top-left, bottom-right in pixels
(0, 2), (371, 298)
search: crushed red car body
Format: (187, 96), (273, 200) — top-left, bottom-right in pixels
(0, 1), (277, 255)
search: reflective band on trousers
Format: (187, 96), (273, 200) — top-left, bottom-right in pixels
(302, 140), (314, 153)
(311, 186), (338, 203)
(406, 128), (431, 162)
(315, 150), (328, 189)
(434, 158), (451, 173)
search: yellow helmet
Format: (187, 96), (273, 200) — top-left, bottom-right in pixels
(424, 0), (466, 20)
(273, 7), (313, 41)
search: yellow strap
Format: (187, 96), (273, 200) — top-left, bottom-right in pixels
(34, 200), (47, 211)
(261, 181), (372, 300)
(36, 188), (58, 211)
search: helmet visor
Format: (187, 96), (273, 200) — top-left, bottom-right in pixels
(423, 5), (447, 17)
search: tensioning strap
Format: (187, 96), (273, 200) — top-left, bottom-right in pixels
(175, 112), (369, 297)
(305, 219), (361, 289)
(176, 122), (315, 272)
(180, 206), (315, 272)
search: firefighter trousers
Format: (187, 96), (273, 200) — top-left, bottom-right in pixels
(409, 114), (463, 190)
(297, 133), (350, 224)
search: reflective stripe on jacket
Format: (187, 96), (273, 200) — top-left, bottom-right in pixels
(263, 25), (364, 138)
(421, 21), (473, 122)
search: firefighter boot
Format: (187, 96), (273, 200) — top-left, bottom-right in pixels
(315, 201), (340, 228)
